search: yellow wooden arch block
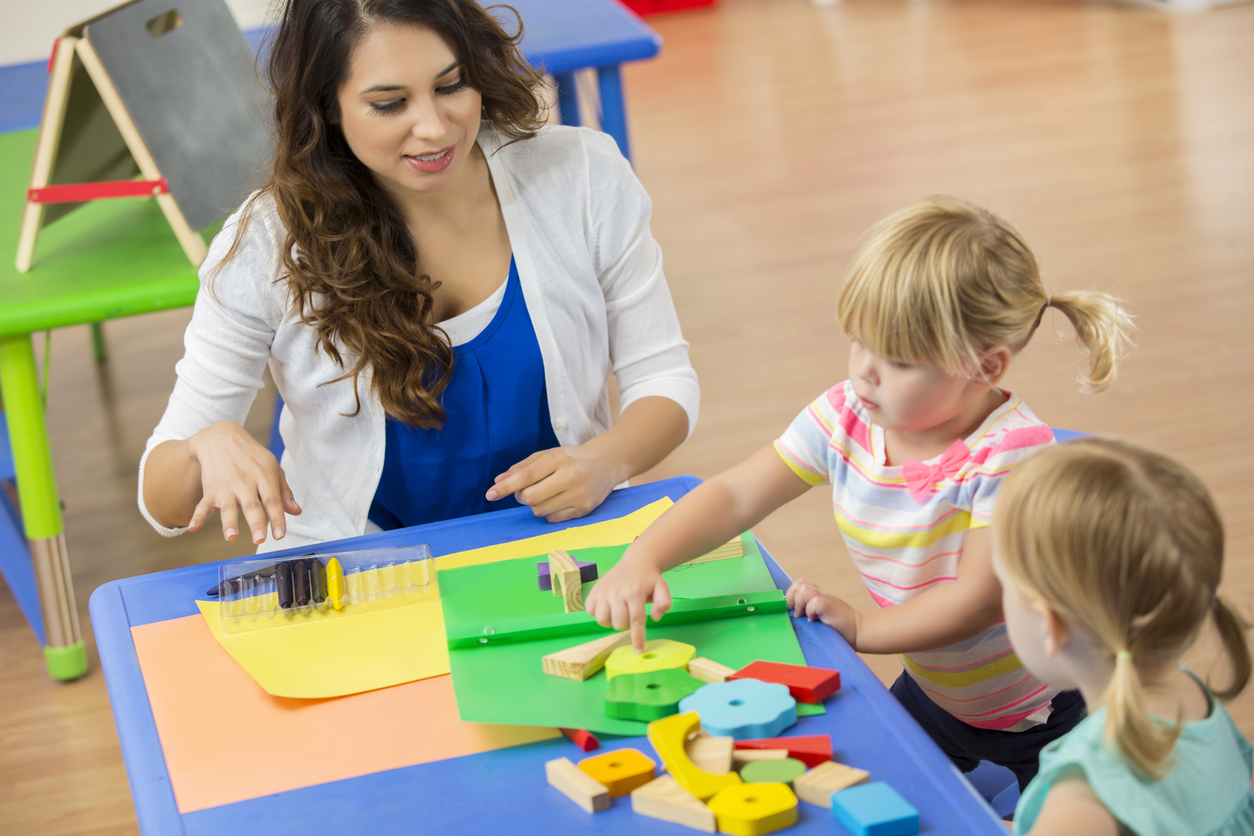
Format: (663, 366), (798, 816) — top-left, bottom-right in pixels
(646, 712), (741, 801)
(707, 782), (798, 835)
(605, 639), (695, 681)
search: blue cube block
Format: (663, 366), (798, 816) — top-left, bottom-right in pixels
(831, 782), (919, 836)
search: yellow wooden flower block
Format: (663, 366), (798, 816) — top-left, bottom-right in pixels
(707, 782), (798, 836)
(605, 639), (696, 681)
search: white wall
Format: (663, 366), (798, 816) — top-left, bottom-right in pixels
(0, 0), (276, 66)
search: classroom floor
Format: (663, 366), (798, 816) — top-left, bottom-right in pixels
(2, 1), (1252, 832)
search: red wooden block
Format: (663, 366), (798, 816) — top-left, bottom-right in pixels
(734, 735), (832, 768)
(728, 661), (841, 704)
(562, 728), (601, 752)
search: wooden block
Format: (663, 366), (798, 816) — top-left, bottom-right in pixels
(729, 660), (841, 704)
(830, 782), (918, 836)
(735, 734), (832, 768)
(707, 782), (798, 835)
(793, 760), (870, 808)
(605, 639), (695, 680)
(561, 728), (600, 751)
(548, 550), (585, 613)
(578, 747), (656, 797)
(631, 774), (716, 833)
(739, 757), (808, 786)
(646, 712), (742, 801)
(732, 749), (789, 767)
(685, 732), (734, 775)
(542, 631), (630, 680)
(545, 757), (610, 813)
(687, 657), (736, 684)
(680, 536), (745, 565)
(605, 669), (704, 721)
(677, 679), (797, 740)
(537, 559), (597, 591)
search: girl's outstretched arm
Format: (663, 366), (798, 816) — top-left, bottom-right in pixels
(1020, 774), (1119, 836)
(790, 528), (1004, 653)
(586, 444), (812, 651)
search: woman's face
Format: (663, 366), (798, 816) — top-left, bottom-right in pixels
(336, 24), (483, 199)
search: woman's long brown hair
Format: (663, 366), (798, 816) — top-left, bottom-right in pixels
(230, 0), (546, 426)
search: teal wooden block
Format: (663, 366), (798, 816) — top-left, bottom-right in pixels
(831, 782), (919, 836)
(677, 679), (797, 739)
(604, 669), (704, 721)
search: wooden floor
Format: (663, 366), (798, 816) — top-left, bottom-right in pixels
(2, 1), (1252, 832)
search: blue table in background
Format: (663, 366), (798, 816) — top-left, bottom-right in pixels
(91, 475), (1005, 835)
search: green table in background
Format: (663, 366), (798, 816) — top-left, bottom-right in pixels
(0, 128), (203, 680)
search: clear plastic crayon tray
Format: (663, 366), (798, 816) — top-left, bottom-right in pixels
(214, 544), (434, 634)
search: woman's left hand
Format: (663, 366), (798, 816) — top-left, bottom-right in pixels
(487, 444), (622, 523)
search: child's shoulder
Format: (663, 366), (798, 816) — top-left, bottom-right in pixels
(966, 391), (1054, 467)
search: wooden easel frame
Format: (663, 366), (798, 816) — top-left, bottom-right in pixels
(16, 21), (208, 273)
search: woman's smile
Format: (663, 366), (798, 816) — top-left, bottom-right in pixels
(405, 145), (456, 173)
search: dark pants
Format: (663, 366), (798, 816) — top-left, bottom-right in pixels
(890, 672), (1086, 792)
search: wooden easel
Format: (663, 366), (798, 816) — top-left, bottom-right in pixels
(16, 0), (271, 272)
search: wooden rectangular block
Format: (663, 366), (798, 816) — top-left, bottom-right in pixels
(549, 550), (585, 613)
(542, 631), (631, 680)
(732, 748), (789, 768)
(735, 734), (832, 768)
(679, 537), (745, 566)
(546, 756), (610, 813)
(728, 660), (841, 703)
(631, 774), (716, 832)
(685, 731), (734, 774)
(793, 760), (871, 809)
(687, 657), (736, 684)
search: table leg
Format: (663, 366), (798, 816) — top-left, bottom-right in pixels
(90, 322), (108, 363)
(0, 334), (87, 681)
(554, 71), (582, 128)
(596, 64), (632, 162)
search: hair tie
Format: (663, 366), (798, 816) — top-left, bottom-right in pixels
(1116, 650), (1133, 662)
(1033, 295), (1051, 328)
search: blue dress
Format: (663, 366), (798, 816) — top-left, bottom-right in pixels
(367, 257), (560, 529)
(1015, 670), (1254, 835)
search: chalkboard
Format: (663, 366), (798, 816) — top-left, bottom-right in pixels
(84, 0), (272, 231)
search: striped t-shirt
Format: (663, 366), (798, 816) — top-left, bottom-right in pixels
(774, 381), (1058, 730)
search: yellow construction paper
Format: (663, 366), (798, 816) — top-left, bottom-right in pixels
(197, 497), (673, 699)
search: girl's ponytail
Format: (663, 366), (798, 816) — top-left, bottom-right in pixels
(1047, 291), (1137, 392)
(1103, 650), (1182, 780)
(1210, 595), (1252, 701)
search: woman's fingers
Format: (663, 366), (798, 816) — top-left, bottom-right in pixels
(218, 497), (239, 541)
(239, 495), (270, 544)
(486, 451), (557, 501)
(258, 478), (288, 540)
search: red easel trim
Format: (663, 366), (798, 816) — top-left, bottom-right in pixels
(29, 179), (169, 204)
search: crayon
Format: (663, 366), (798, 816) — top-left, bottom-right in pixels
(292, 559), (311, 607)
(205, 563), (280, 597)
(276, 561), (294, 609)
(327, 557), (346, 610)
(310, 558), (328, 604)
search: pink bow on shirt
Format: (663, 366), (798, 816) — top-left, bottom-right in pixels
(902, 440), (970, 504)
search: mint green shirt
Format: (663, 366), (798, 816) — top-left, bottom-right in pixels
(1015, 675), (1254, 835)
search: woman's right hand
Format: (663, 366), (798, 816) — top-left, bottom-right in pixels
(585, 552), (672, 652)
(186, 421), (300, 544)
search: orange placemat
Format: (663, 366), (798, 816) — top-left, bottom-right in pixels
(131, 614), (559, 814)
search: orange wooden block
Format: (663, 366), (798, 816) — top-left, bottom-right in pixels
(578, 747), (657, 797)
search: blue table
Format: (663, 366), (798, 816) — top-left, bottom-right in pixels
(510, 0), (661, 160)
(91, 475), (1004, 835)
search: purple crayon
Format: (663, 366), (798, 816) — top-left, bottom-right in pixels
(537, 560), (598, 591)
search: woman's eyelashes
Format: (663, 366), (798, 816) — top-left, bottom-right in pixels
(366, 79), (469, 115)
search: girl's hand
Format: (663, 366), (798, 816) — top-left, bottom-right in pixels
(486, 444), (622, 523)
(187, 421), (301, 544)
(786, 578), (863, 648)
(585, 555), (673, 652)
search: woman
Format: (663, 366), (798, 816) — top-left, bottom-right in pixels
(139, 0), (697, 550)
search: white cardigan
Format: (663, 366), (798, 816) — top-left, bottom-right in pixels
(139, 126), (700, 551)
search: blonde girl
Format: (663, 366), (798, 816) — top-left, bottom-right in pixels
(588, 195), (1135, 789)
(994, 438), (1253, 835)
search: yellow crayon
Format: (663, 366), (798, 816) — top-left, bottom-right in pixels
(327, 557), (346, 610)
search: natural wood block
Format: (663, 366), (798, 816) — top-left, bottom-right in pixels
(685, 731), (734, 775)
(680, 537), (745, 566)
(732, 749), (789, 767)
(577, 747), (656, 797)
(631, 774), (716, 832)
(792, 761), (870, 809)
(542, 631), (631, 680)
(688, 657), (736, 684)
(545, 757), (610, 813)
(548, 550), (585, 613)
